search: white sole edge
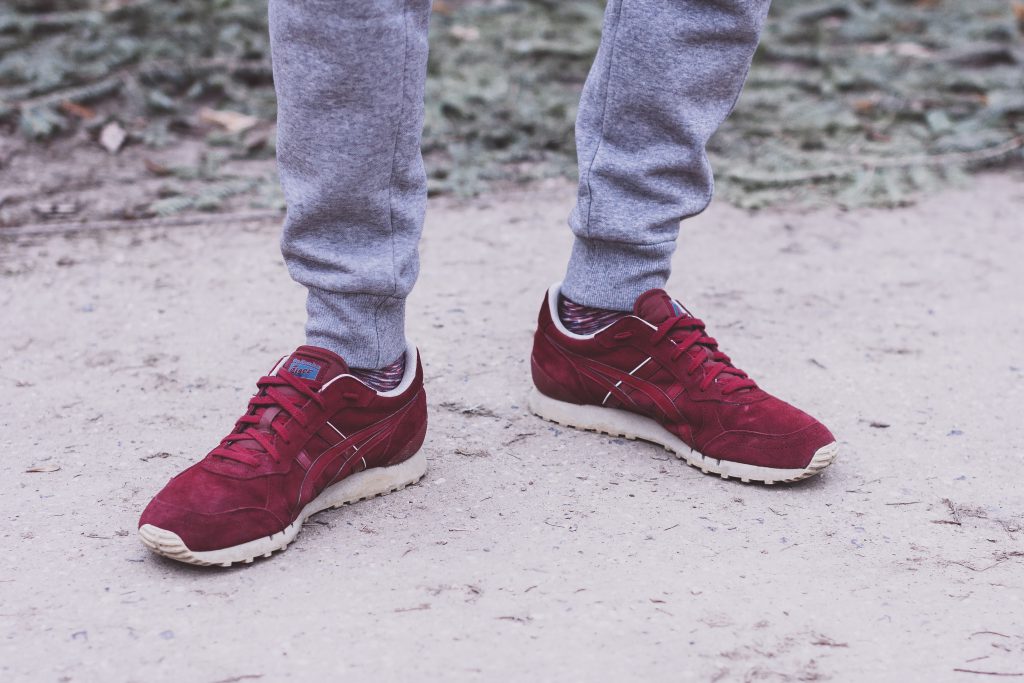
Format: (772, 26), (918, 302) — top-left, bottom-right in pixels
(139, 450), (428, 567)
(528, 389), (837, 485)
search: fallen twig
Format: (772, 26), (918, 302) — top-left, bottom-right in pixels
(934, 498), (963, 526)
(502, 432), (536, 446)
(439, 401), (501, 419)
(1, 209), (282, 238)
(394, 604), (430, 613)
(210, 675), (264, 683)
(723, 136), (1024, 189)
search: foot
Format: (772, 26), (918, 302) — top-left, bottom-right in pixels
(138, 345), (428, 566)
(529, 285), (837, 484)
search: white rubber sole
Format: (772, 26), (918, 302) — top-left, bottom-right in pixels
(528, 389), (837, 485)
(139, 450), (427, 567)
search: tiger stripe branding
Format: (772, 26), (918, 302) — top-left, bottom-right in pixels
(287, 358), (322, 380)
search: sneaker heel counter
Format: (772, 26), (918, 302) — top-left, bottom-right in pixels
(531, 332), (587, 405)
(382, 388), (428, 467)
(531, 289), (590, 404)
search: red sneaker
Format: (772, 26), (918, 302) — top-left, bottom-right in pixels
(139, 345), (428, 566)
(529, 285), (838, 484)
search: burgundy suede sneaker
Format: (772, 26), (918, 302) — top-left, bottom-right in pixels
(139, 345), (428, 566)
(529, 285), (838, 484)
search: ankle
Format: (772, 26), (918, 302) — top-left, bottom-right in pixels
(558, 295), (628, 335)
(350, 354), (406, 392)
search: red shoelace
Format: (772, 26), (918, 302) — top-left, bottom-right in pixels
(617, 314), (757, 394)
(210, 371), (326, 467)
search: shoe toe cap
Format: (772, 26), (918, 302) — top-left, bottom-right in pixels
(704, 419), (835, 470)
(139, 496), (283, 553)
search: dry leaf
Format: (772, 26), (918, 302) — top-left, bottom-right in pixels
(450, 25), (481, 41)
(25, 464), (61, 473)
(99, 122), (127, 154)
(143, 158), (172, 176)
(242, 127), (272, 153)
(59, 100), (96, 120)
(198, 107), (259, 133)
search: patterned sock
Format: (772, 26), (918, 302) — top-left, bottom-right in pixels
(559, 295), (629, 335)
(350, 353), (406, 392)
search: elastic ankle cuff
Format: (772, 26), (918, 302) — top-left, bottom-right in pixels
(305, 288), (407, 370)
(561, 237), (675, 311)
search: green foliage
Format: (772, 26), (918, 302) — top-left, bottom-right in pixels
(0, 0), (274, 118)
(711, 0), (1024, 207)
(1, 0), (1021, 209)
(150, 177), (259, 216)
(424, 1), (604, 194)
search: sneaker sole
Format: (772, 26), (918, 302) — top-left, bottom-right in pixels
(138, 450), (427, 567)
(528, 389), (837, 485)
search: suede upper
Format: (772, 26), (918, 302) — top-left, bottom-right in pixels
(139, 346), (427, 551)
(531, 289), (834, 469)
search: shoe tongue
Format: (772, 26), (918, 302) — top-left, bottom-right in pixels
(277, 345), (349, 386)
(633, 289), (690, 325)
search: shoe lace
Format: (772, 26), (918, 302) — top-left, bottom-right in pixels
(623, 314), (758, 394)
(209, 371), (328, 467)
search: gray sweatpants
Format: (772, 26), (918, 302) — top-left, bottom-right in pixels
(269, 0), (770, 368)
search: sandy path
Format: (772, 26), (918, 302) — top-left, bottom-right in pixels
(1, 174), (1023, 681)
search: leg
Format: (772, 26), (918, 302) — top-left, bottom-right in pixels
(270, 0), (431, 369)
(138, 1), (434, 567)
(562, 0), (772, 310)
(531, 0), (837, 484)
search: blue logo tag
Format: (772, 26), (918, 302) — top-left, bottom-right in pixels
(287, 358), (321, 380)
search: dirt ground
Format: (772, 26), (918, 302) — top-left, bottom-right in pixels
(1, 173), (1023, 682)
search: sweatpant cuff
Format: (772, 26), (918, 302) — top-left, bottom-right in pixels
(561, 237), (675, 312)
(305, 288), (407, 370)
